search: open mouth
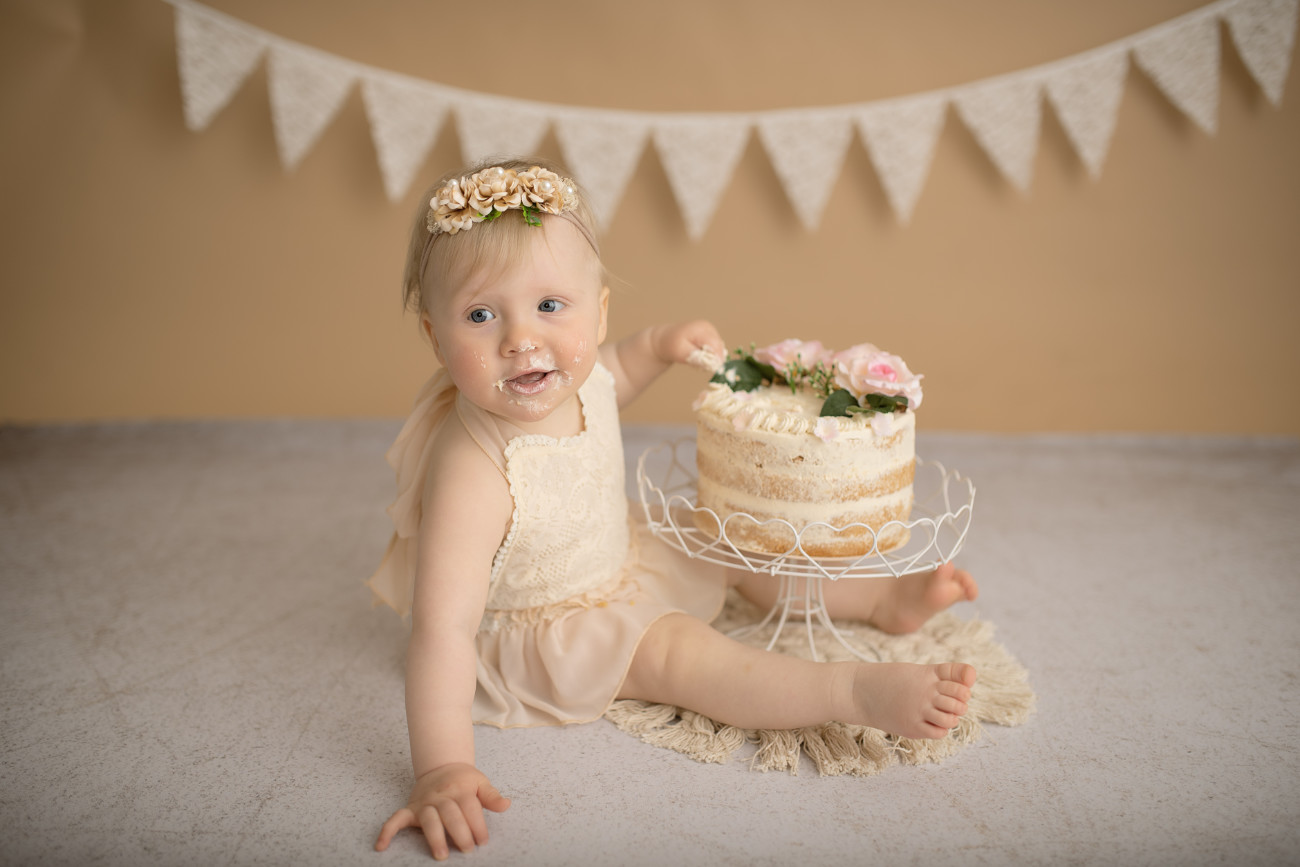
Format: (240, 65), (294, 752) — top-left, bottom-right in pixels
(504, 370), (556, 396)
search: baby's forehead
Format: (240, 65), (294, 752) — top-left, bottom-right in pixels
(435, 250), (601, 307)
(437, 229), (600, 301)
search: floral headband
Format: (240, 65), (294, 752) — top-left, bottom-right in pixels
(419, 166), (600, 279)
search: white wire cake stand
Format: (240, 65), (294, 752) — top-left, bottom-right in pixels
(635, 439), (977, 662)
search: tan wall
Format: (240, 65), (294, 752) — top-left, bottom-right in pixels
(2, 0), (1297, 432)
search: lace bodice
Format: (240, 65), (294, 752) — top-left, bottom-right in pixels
(365, 363), (632, 623)
(479, 364), (630, 614)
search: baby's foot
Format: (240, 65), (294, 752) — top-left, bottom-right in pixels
(870, 562), (978, 635)
(851, 661), (977, 739)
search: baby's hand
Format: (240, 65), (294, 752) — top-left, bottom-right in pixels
(374, 762), (511, 861)
(657, 320), (727, 372)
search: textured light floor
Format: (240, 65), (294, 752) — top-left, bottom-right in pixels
(1, 422), (1298, 866)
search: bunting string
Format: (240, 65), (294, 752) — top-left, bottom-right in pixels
(169, 0), (1297, 239)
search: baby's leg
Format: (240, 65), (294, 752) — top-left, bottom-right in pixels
(620, 613), (975, 739)
(733, 562), (978, 635)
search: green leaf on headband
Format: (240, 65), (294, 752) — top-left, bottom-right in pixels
(521, 204), (543, 227)
(481, 209), (503, 223)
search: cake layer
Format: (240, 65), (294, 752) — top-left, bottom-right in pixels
(693, 383), (915, 557)
(692, 486), (913, 557)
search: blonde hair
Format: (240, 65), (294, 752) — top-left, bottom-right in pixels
(401, 156), (603, 317)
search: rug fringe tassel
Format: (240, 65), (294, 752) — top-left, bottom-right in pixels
(751, 728), (802, 773)
(804, 723), (893, 776)
(605, 701), (747, 765)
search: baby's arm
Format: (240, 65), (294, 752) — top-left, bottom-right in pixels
(375, 420), (514, 860)
(599, 320), (726, 409)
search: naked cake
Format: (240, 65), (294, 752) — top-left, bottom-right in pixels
(693, 340), (922, 558)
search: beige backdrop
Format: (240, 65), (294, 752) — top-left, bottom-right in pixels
(2, 0), (1297, 432)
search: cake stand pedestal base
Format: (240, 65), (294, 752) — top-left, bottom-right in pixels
(726, 572), (882, 663)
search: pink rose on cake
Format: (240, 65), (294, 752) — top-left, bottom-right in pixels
(753, 339), (831, 370)
(833, 343), (924, 410)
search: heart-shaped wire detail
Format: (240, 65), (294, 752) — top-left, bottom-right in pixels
(636, 439), (975, 582)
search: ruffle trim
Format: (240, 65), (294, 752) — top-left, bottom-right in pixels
(478, 571), (644, 633)
(478, 529), (642, 633)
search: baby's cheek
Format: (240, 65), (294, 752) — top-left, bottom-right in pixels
(446, 343), (480, 367)
(558, 323), (601, 367)
(444, 350), (492, 389)
(571, 339), (589, 368)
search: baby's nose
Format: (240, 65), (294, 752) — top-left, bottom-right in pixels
(502, 325), (539, 355)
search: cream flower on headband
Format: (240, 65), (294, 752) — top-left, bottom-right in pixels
(428, 178), (476, 234)
(517, 167), (577, 213)
(426, 166), (580, 236)
(466, 166), (522, 214)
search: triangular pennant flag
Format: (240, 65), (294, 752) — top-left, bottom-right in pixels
(856, 94), (948, 224)
(1223, 0), (1299, 106)
(1132, 8), (1221, 134)
(454, 98), (551, 164)
(653, 117), (752, 241)
(756, 110), (855, 231)
(361, 76), (451, 202)
(266, 43), (357, 171)
(954, 76), (1043, 192)
(553, 113), (650, 232)
(173, 4), (268, 132)
(1044, 47), (1130, 179)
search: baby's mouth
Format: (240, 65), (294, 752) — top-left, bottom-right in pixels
(504, 369), (556, 396)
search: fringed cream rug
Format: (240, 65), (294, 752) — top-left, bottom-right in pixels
(605, 592), (1035, 776)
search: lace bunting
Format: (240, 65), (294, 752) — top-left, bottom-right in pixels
(169, 0), (1297, 235)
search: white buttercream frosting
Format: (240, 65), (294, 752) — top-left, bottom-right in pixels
(693, 382), (912, 435)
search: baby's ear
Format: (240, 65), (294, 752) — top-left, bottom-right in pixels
(420, 313), (445, 363)
(597, 286), (610, 344)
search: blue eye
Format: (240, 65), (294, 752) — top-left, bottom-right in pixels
(539, 299), (565, 313)
(468, 308), (494, 323)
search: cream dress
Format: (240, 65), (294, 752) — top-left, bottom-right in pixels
(367, 363), (727, 728)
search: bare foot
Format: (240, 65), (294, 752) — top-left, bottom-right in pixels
(869, 562), (978, 635)
(851, 661), (977, 739)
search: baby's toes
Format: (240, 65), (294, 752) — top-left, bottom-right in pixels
(937, 662), (977, 690)
(935, 693), (968, 718)
(937, 678), (972, 706)
(956, 569), (979, 601)
(923, 706), (962, 732)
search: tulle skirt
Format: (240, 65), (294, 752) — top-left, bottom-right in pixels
(472, 520), (727, 728)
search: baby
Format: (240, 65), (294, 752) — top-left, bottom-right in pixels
(369, 158), (978, 860)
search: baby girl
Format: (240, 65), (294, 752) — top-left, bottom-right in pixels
(368, 158), (977, 860)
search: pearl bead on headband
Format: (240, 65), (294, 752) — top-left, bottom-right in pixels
(418, 165), (600, 280)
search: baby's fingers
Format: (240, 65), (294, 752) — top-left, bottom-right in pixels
(375, 807), (417, 852)
(418, 805), (453, 861)
(479, 781), (512, 813)
(431, 799), (484, 860)
(685, 343), (724, 372)
(457, 796), (492, 848)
